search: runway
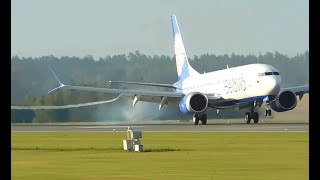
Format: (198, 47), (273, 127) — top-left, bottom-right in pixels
(11, 123), (308, 132)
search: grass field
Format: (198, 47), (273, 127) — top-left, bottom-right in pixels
(12, 132), (308, 180)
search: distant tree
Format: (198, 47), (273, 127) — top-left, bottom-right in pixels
(11, 51), (309, 122)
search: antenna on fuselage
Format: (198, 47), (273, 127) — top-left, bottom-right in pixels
(227, 65), (229, 69)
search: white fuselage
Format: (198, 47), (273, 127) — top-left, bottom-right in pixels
(179, 64), (281, 100)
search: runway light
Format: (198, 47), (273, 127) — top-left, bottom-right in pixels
(285, 129), (288, 132)
(113, 129), (116, 132)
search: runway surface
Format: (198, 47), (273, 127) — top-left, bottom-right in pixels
(11, 123), (308, 132)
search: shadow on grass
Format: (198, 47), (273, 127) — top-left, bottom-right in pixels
(12, 147), (184, 152)
(142, 148), (181, 152)
(12, 147), (124, 152)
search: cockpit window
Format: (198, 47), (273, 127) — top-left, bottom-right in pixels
(259, 71), (280, 76)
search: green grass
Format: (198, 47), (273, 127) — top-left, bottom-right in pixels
(12, 132), (308, 180)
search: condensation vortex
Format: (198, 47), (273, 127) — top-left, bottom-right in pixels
(11, 95), (122, 110)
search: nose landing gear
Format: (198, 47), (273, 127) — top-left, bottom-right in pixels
(265, 103), (272, 116)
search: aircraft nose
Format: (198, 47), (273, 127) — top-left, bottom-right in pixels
(269, 76), (281, 95)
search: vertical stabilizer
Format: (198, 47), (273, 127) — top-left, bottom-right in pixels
(171, 15), (199, 81)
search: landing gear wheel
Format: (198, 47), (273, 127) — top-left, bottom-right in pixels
(193, 114), (199, 125)
(245, 112), (251, 124)
(252, 112), (259, 123)
(201, 114), (207, 125)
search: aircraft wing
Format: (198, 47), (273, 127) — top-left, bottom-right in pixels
(48, 66), (226, 108)
(48, 66), (183, 107)
(65, 85), (182, 103)
(108, 81), (177, 89)
(282, 85), (309, 100)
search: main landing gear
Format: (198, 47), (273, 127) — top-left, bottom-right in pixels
(245, 101), (273, 124)
(245, 105), (259, 124)
(193, 114), (207, 125)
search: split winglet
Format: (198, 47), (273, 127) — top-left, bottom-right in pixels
(48, 66), (66, 93)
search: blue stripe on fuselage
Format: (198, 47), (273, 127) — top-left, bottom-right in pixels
(209, 95), (270, 108)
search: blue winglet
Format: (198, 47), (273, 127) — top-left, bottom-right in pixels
(48, 66), (65, 93)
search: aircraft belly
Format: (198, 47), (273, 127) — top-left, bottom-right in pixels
(209, 95), (268, 109)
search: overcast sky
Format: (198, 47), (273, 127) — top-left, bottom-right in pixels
(11, 0), (309, 58)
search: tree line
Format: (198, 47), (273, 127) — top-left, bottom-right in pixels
(11, 51), (309, 123)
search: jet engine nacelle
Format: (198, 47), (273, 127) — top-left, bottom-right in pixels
(179, 92), (208, 113)
(270, 90), (297, 112)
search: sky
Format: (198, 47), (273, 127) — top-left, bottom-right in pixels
(11, 0), (309, 59)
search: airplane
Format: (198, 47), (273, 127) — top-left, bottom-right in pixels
(48, 14), (309, 125)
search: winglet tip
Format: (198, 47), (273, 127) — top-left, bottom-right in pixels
(48, 65), (65, 93)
